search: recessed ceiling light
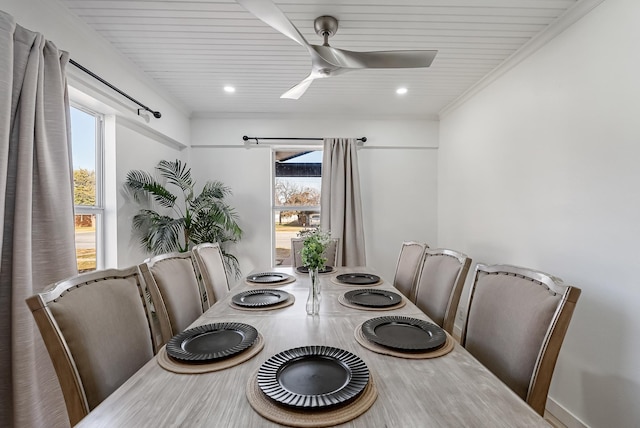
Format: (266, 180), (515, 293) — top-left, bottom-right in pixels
(224, 86), (236, 93)
(396, 87), (408, 95)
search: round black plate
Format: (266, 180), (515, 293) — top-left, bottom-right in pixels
(166, 322), (258, 362)
(361, 316), (446, 351)
(296, 266), (334, 274)
(257, 346), (369, 409)
(344, 289), (402, 308)
(246, 272), (290, 284)
(336, 273), (380, 285)
(232, 289), (289, 307)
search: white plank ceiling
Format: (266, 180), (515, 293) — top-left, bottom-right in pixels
(59, 0), (582, 118)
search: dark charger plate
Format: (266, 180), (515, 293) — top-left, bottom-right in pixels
(166, 322), (258, 362)
(344, 289), (402, 308)
(246, 272), (291, 284)
(296, 265), (334, 274)
(361, 316), (446, 352)
(232, 289), (290, 307)
(257, 346), (369, 409)
(336, 273), (380, 285)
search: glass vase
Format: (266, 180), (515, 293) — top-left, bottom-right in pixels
(306, 267), (320, 315)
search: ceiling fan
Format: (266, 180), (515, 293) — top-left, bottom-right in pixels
(236, 0), (438, 99)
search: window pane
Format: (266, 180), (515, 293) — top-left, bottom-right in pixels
(71, 107), (97, 206)
(273, 149), (322, 266)
(71, 105), (102, 273)
(75, 214), (96, 273)
(274, 150), (321, 228)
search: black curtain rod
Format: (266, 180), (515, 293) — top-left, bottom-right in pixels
(243, 136), (367, 143)
(69, 59), (162, 119)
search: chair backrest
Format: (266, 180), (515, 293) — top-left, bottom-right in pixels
(192, 242), (230, 305)
(139, 251), (205, 347)
(413, 248), (472, 334)
(460, 264), (581, 415)
(26, 266), (155, 425)
(392, 241), (428, 300)
(291, 237), (340, 268)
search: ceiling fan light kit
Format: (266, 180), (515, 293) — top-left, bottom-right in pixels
(237, 0), (437, 99)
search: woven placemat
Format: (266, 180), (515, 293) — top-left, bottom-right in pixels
(245, 275), (297, 287)
(157, 334), (264, 374)
(330, 276), (383, 287)
(337, 294), (407, 311)
(246, 370), (378, 427)
(354, 322), (455, 359)
(230, 295), (295, 311)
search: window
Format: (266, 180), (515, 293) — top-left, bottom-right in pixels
(273, 149), (322, 266)
(70, 105), (104, 272)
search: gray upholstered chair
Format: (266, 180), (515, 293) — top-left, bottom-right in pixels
(392, 241), (428, 300)
(413, 248), (471, 334)
(460, 264), (581, 416)
(291, 237), (340, 268)
(139, 251), (205, 347)
(192, 242), (231, 305)
(26, 266), (156, 425)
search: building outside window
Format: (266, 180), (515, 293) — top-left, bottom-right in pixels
(70, 105), (104, 272)
(273, 149), (322, 265)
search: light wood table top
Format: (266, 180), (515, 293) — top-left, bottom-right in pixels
(77, 266), (549, 427)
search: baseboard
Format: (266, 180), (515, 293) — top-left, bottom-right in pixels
(546, 397), (589, 428)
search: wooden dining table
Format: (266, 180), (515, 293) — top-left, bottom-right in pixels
(76, 266), (549, 427)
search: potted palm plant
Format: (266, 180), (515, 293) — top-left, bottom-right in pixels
(124, 159), (242, 278)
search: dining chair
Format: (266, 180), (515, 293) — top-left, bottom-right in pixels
(139, 251), (206, 347)
(392, 241), (428, 300)
(192, 242), (231, 306)
(413, 248), (472, 334)
(460, 264), (581, 416)
(291, 237), (340, 268)
(26, 266), (156, 426)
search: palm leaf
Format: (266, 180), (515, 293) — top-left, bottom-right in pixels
(132, 210), (185, 254)
(200, 180), (231, 200)
(192, 204), (242, 241)
(157, 159), (193, 195)
(125, 170), (176, 208)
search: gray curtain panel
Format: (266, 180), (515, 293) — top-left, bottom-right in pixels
(0, 11), (77, 428)
(320, 138), (366, 266)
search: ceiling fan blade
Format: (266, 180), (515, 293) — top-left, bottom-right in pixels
(237, 0), (308, 47)
(280, 75), (316, 99)
(312, 45), (437, 69)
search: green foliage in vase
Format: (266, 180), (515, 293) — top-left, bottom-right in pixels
(299, 228), (331, 270)
(124, 159), (243, 277)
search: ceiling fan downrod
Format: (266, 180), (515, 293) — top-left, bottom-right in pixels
(314, 15), (338, 46)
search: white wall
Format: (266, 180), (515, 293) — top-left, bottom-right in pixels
(189, 117), (438, 283)
(438, 0), (640, 426)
